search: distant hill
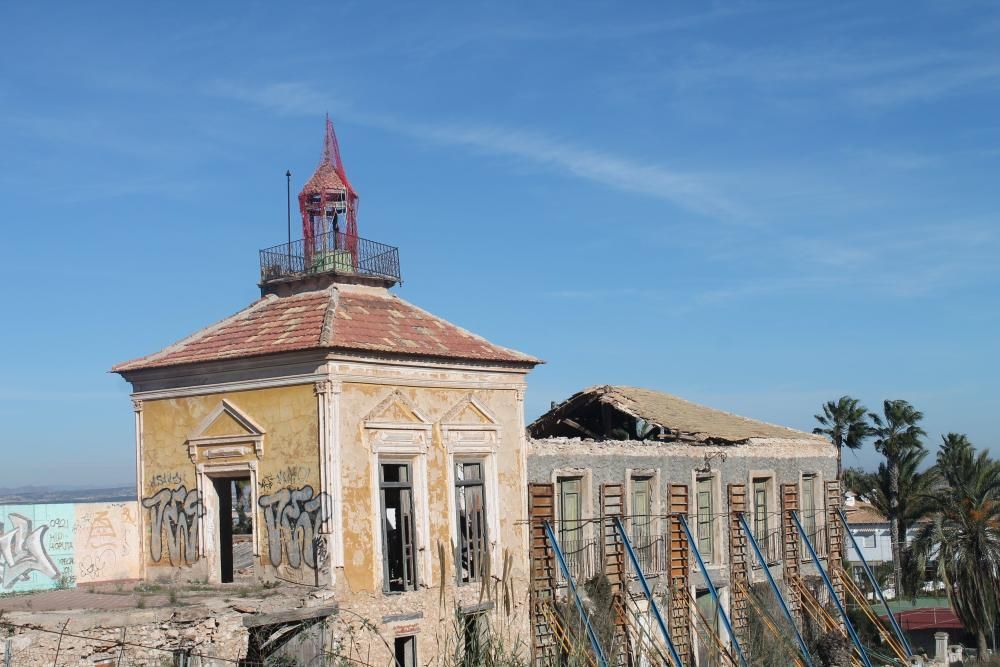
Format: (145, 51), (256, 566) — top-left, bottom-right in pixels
(0, 485), (136, 505)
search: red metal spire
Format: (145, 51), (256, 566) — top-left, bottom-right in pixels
(299, 116), (359, 257)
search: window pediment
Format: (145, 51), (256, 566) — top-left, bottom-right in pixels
(186, 399), (265, 463)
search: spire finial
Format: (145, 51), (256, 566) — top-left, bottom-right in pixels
(322, 113), (344, 172)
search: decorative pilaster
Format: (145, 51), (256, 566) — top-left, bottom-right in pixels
(314, 379), (341, 578)
(132, 398), (146, 579)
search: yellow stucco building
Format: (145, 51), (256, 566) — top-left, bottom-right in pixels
(114, 121), (540, 664)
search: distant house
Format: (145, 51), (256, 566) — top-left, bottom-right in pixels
(843, 493), (894, 566)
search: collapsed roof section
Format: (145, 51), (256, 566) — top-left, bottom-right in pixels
(529, 384), (828, 446)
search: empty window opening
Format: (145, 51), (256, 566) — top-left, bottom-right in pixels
(394, 635), (417, 667)
(463, 612), (487, 666)
(455, 461), (488, 584)
(696, 476), (715, 563)
(380, 462), (417, 592)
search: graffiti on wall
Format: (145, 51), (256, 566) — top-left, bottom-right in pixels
(142, 486), (202, 565)
(258, 485), (329, 569)
(258, 465), (311, 493)
(0, 513), (60, 589)
(74, 503), (138, 583)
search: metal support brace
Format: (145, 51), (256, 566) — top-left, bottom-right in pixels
(543, 520), (609, 667)
(737, 513), (814, 667)
(677, 515), (749, 667)
(613, 517), (686, 667)
(837, 508), (913, 657)
(790, 511), (873, 667)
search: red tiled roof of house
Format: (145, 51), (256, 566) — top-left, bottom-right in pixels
(845, 501), (888, 525)
(301, 163), (346, 194)
(112, 286), (539, 372)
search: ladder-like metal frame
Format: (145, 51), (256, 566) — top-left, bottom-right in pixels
(677, 514), (748, 667)
(737, 512), (814, 667)
(543, 520), (609, 667)
(613, 516), (686, 667)
(837, 507), (913, 657)
(790, 510), (873, 667)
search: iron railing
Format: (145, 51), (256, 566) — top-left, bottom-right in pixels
(259, 231), (401, 284)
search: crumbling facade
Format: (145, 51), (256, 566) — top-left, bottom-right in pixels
(112, 120), (540, 665)
(526, 385), (839, 663)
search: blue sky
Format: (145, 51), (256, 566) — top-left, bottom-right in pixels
(2, 2), (998, 487)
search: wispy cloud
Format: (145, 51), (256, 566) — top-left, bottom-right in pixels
(644, 41), (1000, 109)
(209, 80), (742, 221)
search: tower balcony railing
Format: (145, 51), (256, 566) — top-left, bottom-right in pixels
(259, 231), (401, 284)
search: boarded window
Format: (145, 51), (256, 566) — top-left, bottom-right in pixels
(558, 477), (584, 545)
(696, 476), (714, 562)
(558, 476), (587, 579)
(753, 478), (769, 549)
(630, 475), (654, 572)
(455, 461), (488, 584)
(380, 462), (417, 592)
(801, 474), (817, 554)
(631, 476), (652, 542)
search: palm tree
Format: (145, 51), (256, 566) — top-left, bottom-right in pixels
(844, 447), (938, 596)
(813, 396), (871, 480)
(911, 436), (1000, 661)
(869, 399), (926, 601)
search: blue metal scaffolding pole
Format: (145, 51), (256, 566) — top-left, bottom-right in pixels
(736, 512), (815, 667)
(790, 510), (874, 667)
(677, 514), (749, 667)
(542, 520), (609, 667)
(612, 516), (686, 667)
(837, 507), (913, 657)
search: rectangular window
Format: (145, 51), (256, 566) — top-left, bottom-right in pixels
(801, 474), (817, 555)
(753, 478), (770, 559)
(858, 531), (876, 548)
(455, 461), (488, 584)
(631, 475), (654, 571)
(463, 612), (486, 666)
(696, 476), (715, 562)
(558, 477), (585, 579)
(394, 636), (417, 667)
(380, 462), (417, 592)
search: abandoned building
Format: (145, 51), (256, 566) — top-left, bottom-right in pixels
(526, 384), (842, 665)
(110, 119), (541, 665)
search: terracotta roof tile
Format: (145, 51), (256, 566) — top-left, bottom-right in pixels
(301, 163), (346, 195)
(113, 287), (538, 372)
(844, 501), (888, 525)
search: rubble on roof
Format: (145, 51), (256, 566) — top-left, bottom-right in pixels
(529, 384), (830, 447)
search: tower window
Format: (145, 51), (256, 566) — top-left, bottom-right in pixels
(380, 462), (418, 592)
(455, 461), (488, 584)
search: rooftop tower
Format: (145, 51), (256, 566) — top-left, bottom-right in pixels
(258, 117), (400, 295)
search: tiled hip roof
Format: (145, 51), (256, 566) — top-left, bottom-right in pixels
(112, 286), (539, 372)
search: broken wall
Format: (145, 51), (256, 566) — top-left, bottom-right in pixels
(0, 501), (141, 593)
